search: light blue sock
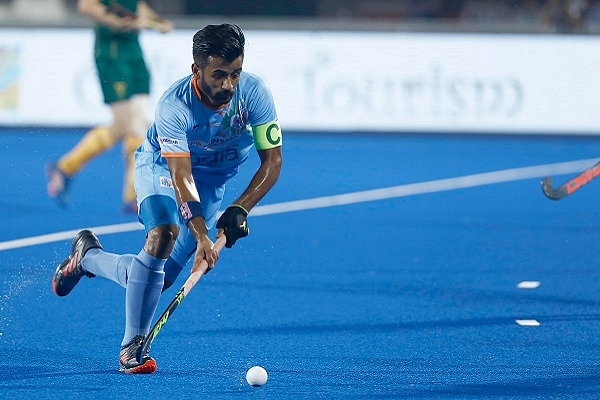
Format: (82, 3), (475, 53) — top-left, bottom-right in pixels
(122, 250), (165, 347)
(81, 248), (135, 287)
(81, 248), (131, 288)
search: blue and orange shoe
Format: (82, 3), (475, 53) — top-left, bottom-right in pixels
(45, 163), (73, 208)
(119, 335), (157, 374)
(52, 229), (101, 297)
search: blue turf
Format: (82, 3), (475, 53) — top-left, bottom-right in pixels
(1, 129), (600, 399)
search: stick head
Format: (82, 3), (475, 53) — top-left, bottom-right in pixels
(541, 177), (553, 195)
(541, 177), (566, 200)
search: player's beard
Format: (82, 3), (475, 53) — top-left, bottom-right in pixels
(213, 90), (234, 105)
(201, 80), (234, 107)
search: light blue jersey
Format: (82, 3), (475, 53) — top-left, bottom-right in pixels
(133, 71), (281, 269)
(140, 71), (278, 186)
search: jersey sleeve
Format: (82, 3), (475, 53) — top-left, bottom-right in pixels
(154, 97), (191, 158)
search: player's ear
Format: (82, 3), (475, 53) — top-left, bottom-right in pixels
(191, 63), (199, 76)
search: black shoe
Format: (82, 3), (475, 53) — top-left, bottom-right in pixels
(52, 229), (102, 296)
(119, 335), (157, 374)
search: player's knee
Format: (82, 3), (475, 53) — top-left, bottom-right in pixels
(91, 126), (118, 149)
(123, 135), (144, 155)
(145, 225), (179, 258)
(131, 116), (150, 139)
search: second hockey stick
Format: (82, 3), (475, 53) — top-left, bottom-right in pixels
(541, 160), (600, 200)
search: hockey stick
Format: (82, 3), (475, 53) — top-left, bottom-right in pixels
(138, 235), (227, 362)
(541, 160), (600, 200)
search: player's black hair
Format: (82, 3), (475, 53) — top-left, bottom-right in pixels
(192, 24), (245, 68)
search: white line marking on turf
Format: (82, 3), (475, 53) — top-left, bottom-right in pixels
(0, 158), (597, 251)
(517, 281), (541, 289)
(515, 319), (541, 327)
(0, 222), (144, 251)
(250, 158), (599, 216)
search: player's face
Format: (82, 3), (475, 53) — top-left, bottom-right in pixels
(193, 55), (243, 107)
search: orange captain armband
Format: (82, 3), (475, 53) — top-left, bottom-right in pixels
(252, 120), (282, 150)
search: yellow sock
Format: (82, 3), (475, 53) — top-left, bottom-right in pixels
(57, 126), (116, 176)
(122, 135), (144, 204)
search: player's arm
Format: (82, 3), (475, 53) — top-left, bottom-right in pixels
(77, 0), (141, 31)
(137, 1), (174, 33)
(166, 156), (218, 271)
(217, 120), (283, 248)
(234, 147), (282, 212)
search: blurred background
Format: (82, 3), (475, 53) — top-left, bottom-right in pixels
(1, 0), (600, 33)
(2, 1), (600, 134)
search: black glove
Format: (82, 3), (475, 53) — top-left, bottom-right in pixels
(216, 205), (249, 248)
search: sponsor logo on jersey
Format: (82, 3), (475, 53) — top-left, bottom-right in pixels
(189, 131), (244, 150)
(159, 137), (179, 146)
(159, 176), (173, 188)
(192, 147), (240, 165)
(113, 81), (128, 100)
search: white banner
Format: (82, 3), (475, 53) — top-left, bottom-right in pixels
(1, 28), (599, 134)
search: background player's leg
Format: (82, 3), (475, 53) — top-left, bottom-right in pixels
(116, 95), (149, 213)
(56, 126), (116, 175)
(46, 126), (116, 203)
(123, 134), (144, 212)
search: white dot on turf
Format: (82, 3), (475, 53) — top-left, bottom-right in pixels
(515, 319), (540, 327)
(517, 281), (540, 289)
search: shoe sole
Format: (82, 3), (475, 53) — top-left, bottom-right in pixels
(52, 256), (80, 296)
(120, 359), (157, 374)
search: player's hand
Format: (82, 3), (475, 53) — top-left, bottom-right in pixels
(151, 19), (174, 34)
(111, 16), (143, 32)
(192, 236), (218, 274)
(216, 205), (249, 248)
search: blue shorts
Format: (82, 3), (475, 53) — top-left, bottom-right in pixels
(134, 150), (226, 267)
